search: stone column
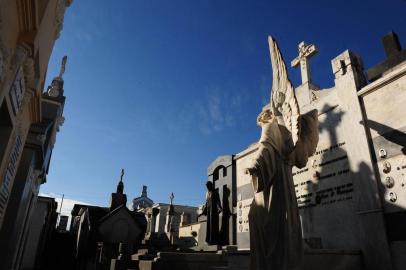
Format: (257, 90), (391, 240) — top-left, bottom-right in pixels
(332, 50), (392, 270)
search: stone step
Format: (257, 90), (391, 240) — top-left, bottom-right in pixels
(138, 249), (363, 270)
(222, 249), (363, 270)
(139, 251), (226, 270)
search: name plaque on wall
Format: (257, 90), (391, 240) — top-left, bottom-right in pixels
(293, 141), (353, 209)
(237, 198), (252, 233)
(0, 135), (23, 219)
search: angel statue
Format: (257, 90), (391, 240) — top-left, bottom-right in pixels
(245, 36), (319, 270)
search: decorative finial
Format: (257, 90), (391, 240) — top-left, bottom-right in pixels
(116, 168), (124, 194)
(46, 55), (67, 98)
(59, 55), (67, 79)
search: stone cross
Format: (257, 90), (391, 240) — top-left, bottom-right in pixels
(366, 31), (406, 81)
(291, 41), (318, 84)
(382, 32), (401, 57)
(120, 168), (124, 181)
(169, 192), (174, 205)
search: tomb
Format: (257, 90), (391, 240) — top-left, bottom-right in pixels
(230, 33), (406, 270)
(71, 171), (147, 270)
(358, 32), (406, 270)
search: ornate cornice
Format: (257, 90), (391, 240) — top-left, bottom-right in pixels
(23, 56), (35, 89)
(10, 44), (30, 73)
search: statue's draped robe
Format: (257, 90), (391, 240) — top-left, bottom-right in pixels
(202, 190), (222, 245)
(249, 112), (318, 270)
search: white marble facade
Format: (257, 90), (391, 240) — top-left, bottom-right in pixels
(234, 36), (406, 270)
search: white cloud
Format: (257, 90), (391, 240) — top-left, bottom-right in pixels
(192, 87), (242, 135)
(146, 84), (249, 137)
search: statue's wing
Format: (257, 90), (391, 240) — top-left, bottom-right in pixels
(268, 36), (300, 146)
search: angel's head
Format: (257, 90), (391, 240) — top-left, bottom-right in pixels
(256, 109), (274, 126)
(206, 181), (214, 191)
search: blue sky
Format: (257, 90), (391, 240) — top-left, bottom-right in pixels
(41, 0), (406, 208)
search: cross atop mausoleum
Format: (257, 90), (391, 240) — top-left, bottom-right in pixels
(168, 192), (175, 216)
(291, 41), (318, 85)
(366, 31), (406, 81)
(120, 168), (124, 182)
(169, 192), (174, 205)
(116, 168), (124, 194)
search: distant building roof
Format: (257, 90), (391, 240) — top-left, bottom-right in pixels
(98, 205), (147, 231)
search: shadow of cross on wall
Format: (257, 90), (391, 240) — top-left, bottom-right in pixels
(208, 156), (235, 246)
(300, 104), (354, 248)
(309, 104), (348, 207)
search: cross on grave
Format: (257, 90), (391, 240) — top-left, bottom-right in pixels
(168, 192), (175, 217)
(366, 32), (406, 82)
(291, 41), (318, 85)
